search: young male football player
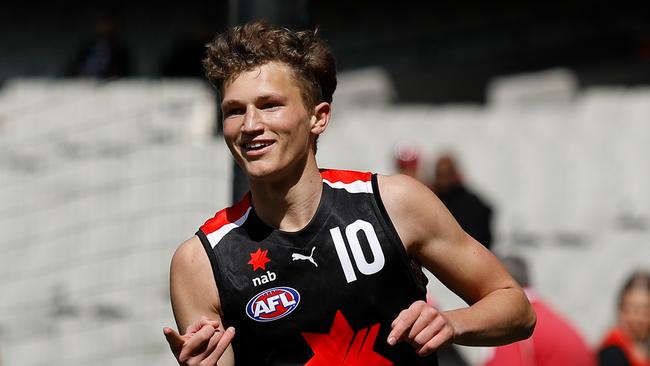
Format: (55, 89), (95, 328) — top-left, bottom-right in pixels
(164, 21), (535, 366)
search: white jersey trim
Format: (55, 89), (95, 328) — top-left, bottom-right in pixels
(206, 207), (252, 248)
(323, 179), (373, 194)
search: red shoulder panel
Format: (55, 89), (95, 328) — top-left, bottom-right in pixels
(320, 169), (372, 184)
(200, 194), (251, 235)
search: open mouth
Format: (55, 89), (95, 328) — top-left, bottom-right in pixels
(243, 141), (275, 151)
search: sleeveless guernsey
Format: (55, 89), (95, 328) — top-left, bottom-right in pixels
(197, 169), (438, 365)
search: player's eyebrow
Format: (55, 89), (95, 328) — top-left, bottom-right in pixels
(221, 99), (240, 110)
(222, 93), (287, 109)
(256, 93), (287, 103)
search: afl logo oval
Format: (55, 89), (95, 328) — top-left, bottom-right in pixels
(246, 286), (300, 322)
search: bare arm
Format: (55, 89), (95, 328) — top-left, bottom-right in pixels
(379, 175), (535, 353)
(164, 236), (235, 366)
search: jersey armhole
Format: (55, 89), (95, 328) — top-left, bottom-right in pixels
(196, 230), (228, 321)
(370, 174), (429, 294)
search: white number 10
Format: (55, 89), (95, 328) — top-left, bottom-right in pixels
(329, 219), (385, 283)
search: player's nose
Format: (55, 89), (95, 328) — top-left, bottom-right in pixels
(241, 108), (264, 133)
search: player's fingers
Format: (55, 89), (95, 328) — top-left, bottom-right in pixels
(406, 306), (439, 341)
(416, 325), (454, 357)
(185, 329), (222, 365)
(186, 322), (200, 335)
(391, 300), (427, 328)
(178, 324), (216, 362)
(196, 315), (221, 329)
(186, 317), (220, 337)
(163, 327), (185, 355)
(387, 301), (426, 345)
(411, 315), (445, 347)
(388, 314), (412, 345)
(200, 318), (221, 329)
(185, 317), (204, 335)
(201, 327), (236, 366)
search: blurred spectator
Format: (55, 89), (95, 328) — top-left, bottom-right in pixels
(483, 255), (596, 366)
(431, 154), (493, 249)
(598, 271), (650, 366)
(393, 142), (420, 179)
(161, 21), (212, 77)
(65, 15), (131, 78)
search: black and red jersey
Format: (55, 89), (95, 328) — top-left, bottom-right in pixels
(196, 169), (437, 365)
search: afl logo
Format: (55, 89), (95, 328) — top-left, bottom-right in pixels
(246, 286), (300, 322)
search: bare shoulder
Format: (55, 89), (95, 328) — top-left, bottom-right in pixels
(172, 236), (208, 270)
(376, 174), (463, 255)
(376, 174), (435, 212)
(170, 236), (222, 331)
(170, 236), (217, 290)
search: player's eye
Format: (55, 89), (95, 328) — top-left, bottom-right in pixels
(223, 108), (244, 118)
(261, 102), (281, 110)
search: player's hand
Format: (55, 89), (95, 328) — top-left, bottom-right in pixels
(387, 300), (455, 356)
(163, 316), (235, 366)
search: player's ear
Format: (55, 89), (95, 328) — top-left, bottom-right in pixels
(310, 102), (331, 136)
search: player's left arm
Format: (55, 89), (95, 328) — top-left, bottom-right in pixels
(378, 174), (535, 355)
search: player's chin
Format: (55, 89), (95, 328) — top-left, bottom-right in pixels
(244, 162), (282, 181)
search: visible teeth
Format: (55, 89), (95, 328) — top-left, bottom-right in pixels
(245, 142), (271, 150)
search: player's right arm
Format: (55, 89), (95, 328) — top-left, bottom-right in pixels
(163, 236), (235, 366)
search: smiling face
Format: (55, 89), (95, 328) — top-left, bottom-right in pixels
(221, 62), (328, 182)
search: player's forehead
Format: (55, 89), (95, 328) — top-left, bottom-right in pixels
(222, 62), (302, 103)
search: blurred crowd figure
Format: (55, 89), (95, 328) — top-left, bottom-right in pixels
(483, 255), (596, 366)
(393, 146), (493, 250)
(430, 154), (493, 250)
(65, 15), (131, 78)
(393, 142), (421, 179)
(598, 271), (650, 366)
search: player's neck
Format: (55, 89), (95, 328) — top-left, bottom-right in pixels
(249, 158), (322, 232)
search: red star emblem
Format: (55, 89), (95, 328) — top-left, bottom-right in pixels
(301, 311), (393, 366)
(248, 248), (271, 271)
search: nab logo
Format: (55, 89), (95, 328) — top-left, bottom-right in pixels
(248, 247), (271, 271)
(252, 270), (276, 287)
(246, 287), (300, 322)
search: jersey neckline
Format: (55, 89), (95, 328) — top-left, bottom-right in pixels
(244, 181), (336, 246)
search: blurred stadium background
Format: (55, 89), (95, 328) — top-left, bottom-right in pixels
(1, 1), (649, 365)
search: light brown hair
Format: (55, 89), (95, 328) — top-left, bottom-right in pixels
(203, 21), (337, 110)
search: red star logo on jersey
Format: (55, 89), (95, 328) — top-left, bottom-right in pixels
(248, 248), (271, 271)
(301, 310), (392, 366)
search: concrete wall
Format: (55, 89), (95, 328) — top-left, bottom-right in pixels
(0, 79), (229, 366)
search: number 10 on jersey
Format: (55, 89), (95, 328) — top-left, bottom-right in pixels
(329, 219), (386, 283)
